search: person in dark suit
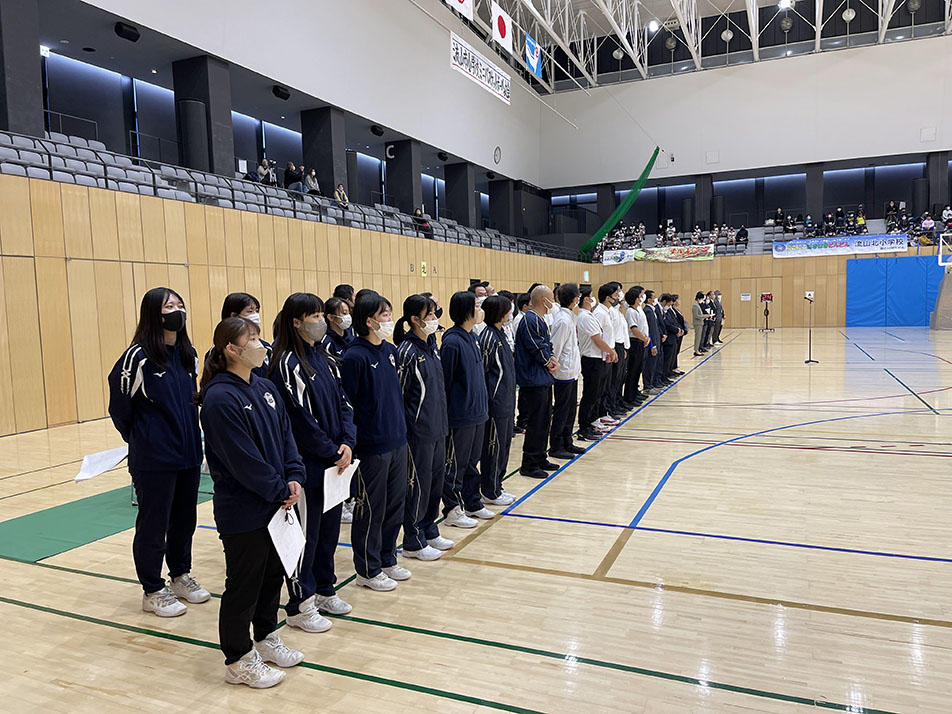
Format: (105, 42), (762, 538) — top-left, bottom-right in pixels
(641, 291), (663, 394)
(711, 290), (725, 344)
(671, 295), (687, 375)
(700, 291), (715, 351)
(652, 297), (667, 385)
(659, 295), (681, 380)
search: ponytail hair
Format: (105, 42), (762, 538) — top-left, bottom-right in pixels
(195, 317), (259, 405)
(394, 294), (436, 344)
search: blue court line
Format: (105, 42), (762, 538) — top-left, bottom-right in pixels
(502, 512), (952, 564)
(884, 331), (906, 342)
(852, 343), (876, 361)
(883, 368), (940, 415)
(500, 334), (739, 516)
(627, 408), (934, 528)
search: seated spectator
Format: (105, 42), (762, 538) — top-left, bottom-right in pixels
(284, 162), (303, 192)
(898, 211), (910, 233)
(736, 225), (749, 246)
(726, 226), (737, 245)
(856, 213), (868, 234)
(334, 183), (349, 209)
(691, 225), (701, 244)
(257, 158), (277, 186)
(942, 204), (952, 226)
(304, 168), (321, 195)
(783, 215), (796, 234)
(857, 203), (866, 218)
(666, 223), (678, 245)
(413, 208), (433, 240)
(803, 214), (815, 235)
(710, 224), (719, 244)
(885, 200), (899, 221)
(772, 207), (783, 226)
(885, 212), (900, 233)
(823, 213), (835, 235)
(835, 207), (845, 228)
(921, 213), (936, 241)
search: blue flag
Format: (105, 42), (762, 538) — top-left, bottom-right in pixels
(525, 34), (542, 80)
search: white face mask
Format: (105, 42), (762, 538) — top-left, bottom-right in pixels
(337, 314), (352, 330)
(246, 312), (261, 325)
(545, 299), (558, 315)
(422, 318), (440, 335)
(373, 318), (395, 341)
(475, 296), (486, 307)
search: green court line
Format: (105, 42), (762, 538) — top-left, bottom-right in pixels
(0, 594), (541, 714)
(0, 554), (897, 713)
(0, 474), (214, 562)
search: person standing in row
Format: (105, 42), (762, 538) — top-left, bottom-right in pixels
(594, 284), (622, 420)
(512, 292), (531, 434)
(516, 285), (560, 480)
(271, 293), (356, 630)
(211, 293), (272, 378)
(622, 286), (649, 408)
(671, 295), (686, 375)
(642, 290), (663, 394)
(711, 290), (725, 344)
(548, 283), (585, 460)
(340, 292), (409, 591)
(692, 292), (706, 357)
(322, 296), (353, 361)
(577, 287), (617, 440)
(199, 316), (306, 689)
(108, 287), (209, 617)
(441, 291), (492, 527)
(608, 282), (630, 418)
(394, 294), (455, 561)
(660, 294), (682, 379)
(477, 295), (518, 507)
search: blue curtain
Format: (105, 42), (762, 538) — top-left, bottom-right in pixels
(847, 255), (944, 326)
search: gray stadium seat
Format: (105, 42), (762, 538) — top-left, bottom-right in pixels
(1, 162), (26, 176)
(74, 174), (98, 188)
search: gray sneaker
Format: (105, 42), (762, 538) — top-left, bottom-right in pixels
(225, 648), (285, 688)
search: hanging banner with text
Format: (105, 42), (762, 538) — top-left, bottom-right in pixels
(772, 234), (908, 258)
(450, 32), (511, 105)
(603, 244), (715, 265)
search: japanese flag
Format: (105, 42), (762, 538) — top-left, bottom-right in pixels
(492, 1), (514, 56)
(443, 0), (473, 21)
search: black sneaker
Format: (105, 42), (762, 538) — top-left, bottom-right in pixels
(514, 426), (525, 435)
(541, 461), (560, 471)
(520, 468), (548, 479)
(549, 450), (575, 460)
(576, 430), (599, 441)
(566, 444), (586, 455)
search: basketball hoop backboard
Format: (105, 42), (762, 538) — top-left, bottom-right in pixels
(939, 232), (952, 267)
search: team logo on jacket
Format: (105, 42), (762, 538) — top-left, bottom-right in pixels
(389, 354), (396, 367)
(264, 392), (276, 410)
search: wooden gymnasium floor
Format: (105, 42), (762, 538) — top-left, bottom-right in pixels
(2, 326), (951, 713)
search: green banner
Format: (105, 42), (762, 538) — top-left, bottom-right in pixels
(578, 146), (660, 262)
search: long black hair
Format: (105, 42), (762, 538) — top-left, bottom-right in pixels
(221, 292), (260, 320)
(268, 292), (330, 379)
(196, 317), (259, 405)
(394, 294), (437, 344)
(353, 292), (392, 337)
(131, 287), (196, 371)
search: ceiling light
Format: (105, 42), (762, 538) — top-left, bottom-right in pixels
(150, 68), (157, 74)
(82, 46), (95, 52)
(280, 115), (285, 119)
(778, 0), (793, 9)
(647, 19), (660, 33)
(612, 48), (624, 60)
(39, 45), (50, 57)
(58, 39), (69, 44)
(842, 7), (856, 22)
(721, 29), (734, 42)
(780, 16), (794, 32)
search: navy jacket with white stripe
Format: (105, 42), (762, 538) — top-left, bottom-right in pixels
(440, 326), (489, 430)
(514, 309), (554, 388)
(107, 343), (202, 473)
(200, 371), (306, 535)
(340, 337), (408, 457)
(396, 332), (448, 442)
(478, 324), (516, 418)
(271, 343), (356, 473)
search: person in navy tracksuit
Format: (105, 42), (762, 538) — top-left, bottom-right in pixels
(394, 294), (454, 561)
(199, 316), (306, 688)
(440, 291), (491, 528)
(515, 285), (559, 480)
(269, 292), (357, 629)
(323, 296), (354, 361)
(203, 292), (273, 379)
(340, 292), (409, 591)
(477, 295), (517, 507)
(108, 287), (208, 618)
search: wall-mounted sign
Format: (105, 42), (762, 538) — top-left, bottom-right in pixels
(740, 293), (751, 302)
(450, 32), (511, 105)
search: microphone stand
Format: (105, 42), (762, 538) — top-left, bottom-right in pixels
(804, 297), (818, 364)
(760, 303), (774, 332)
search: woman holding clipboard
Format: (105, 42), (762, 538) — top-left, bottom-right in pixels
(270, 293), (357, 629)
(199, 316), (306, 689)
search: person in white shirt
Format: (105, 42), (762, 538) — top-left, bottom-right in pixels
(591, 283), (624, 429)
(623, 286), (650, 407)
(469, 282), (489, 336)
(576, 287), (617, 441)
(600, 282), (629, 421)
(548, 284), (585, 460)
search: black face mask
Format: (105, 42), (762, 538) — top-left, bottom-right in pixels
(162, 310), (186, 332)
(434, 306), (443, 319)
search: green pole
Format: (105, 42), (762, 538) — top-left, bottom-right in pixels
(578, 146), (660, 262)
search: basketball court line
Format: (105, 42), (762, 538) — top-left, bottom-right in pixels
(612, 424), (952, 446)
(852, 343), (876, 360)
(626, 408), (936, 528)
(604, 434), (952, 458)
(0, 457), (86, 482)
(0, 581), (901, 713)
(883, 368), (940, 414)
(884, 331), (906, 342)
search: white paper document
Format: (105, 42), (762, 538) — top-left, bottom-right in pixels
(323, 459), (359, 513)
(74, 446), (128, 481)
(267, 501), (307, 578)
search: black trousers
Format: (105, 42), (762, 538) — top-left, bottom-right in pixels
(352, 446), (407, 579)
(286, 478), (342, 614)
(550, 380), (578, 451)
(480, 414), (514, 500)
(674, 335), (683, 369)
(131, 466), (201, 593)
(623, 344), (646, 402)
(520, 384), (553, 470)
(219, 527), (284, 664)
(610, 344), (627, 411)
(403, 434), (446, 551)
(442, 423), (485, 514)
(516, 388), (529, 430)
(579, 356), (606, 431)
(662, 339), (677, 377)
(712, 319), (723, 342)
(701, 320), (713, 348)
(642, 347), (659, 389)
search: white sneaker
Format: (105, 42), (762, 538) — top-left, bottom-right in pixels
(482, 492), (515, 506)
(465, 507), (496, 520)
(142, 586), (187, 617)
(286, 597), (332, 633)
(356, 573), (398, 591)
(591, 422), (612, 432)
(340, 500), (354, 524)
(402, 545), (443, 561)
(170, 573), (210, 604)
(254, 632), (304, 668)
(383, 565), (412, 581)
(314, 593), (352, 615)
(225, 648), (285, 688)
(443, 506), (477, 529)
(427, 536), (455, 551)
(597, 416), (619, 425)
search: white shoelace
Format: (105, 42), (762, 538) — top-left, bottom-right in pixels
(175, 574), (201, 592)
(154, 588), (179, 608)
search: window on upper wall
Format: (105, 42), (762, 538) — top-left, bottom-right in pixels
(713, 178), (756, 229)
(421, 173), (436, 216)
(232, 111), (261, 170)
(357, 152), (382, 206)
(262, 122), (302, 184)
(874, 163), (925, 216)
(132, 79), (176, 164)
(764, 174), (806, 220)
(823, 168), (866, 216)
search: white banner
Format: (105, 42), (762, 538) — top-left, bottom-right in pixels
(772, 234), (908, 258)
(450, 32), (511, 105)
(443, 0), (473, 21)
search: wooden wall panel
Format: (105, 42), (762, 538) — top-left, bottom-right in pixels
(252, 213), (269, 268)
(272, 217), (288, 270)
(0, 174), (34, 255)
(97, 261), (133, 409)
(184, 202), (208, 265)
(35, 257), (77, 425)
(66, 260), (104, 421)
(61, 184), (92, 258)
(163, 200), (188, 264)
(187, 264), (213, 351)
(140, 196), (168, 264)
(30, 179), (65, 257)
(115, 192), (144, 262)
(0, 259), (16, 434)
(89, 188), (120, 260)
(223, 209), (243, 267)
(2, 257), (46, 430)
(205, 207), (226, 266)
